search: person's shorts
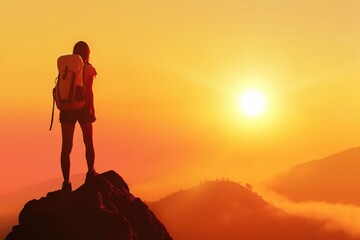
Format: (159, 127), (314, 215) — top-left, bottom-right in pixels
(60, 105), (96, 124)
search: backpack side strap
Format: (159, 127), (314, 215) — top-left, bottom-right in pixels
(49, 76), (58, 131)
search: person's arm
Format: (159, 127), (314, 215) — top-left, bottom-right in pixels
(86, 75), (95, 113)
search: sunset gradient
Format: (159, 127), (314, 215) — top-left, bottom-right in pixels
(1, 0), (360, 205)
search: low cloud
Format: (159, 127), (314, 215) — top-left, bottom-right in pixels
(260, 188), (360, 238)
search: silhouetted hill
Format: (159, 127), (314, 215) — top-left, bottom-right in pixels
(150, 180), (356, 240)
(267, 146), (360, 205)
(6, 171), (172, 240)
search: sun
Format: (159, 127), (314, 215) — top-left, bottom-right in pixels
(238, 89), (267, 117)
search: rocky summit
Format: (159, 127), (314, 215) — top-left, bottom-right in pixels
(6, 170), (172, 240)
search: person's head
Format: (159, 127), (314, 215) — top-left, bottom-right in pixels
(73, 41), (90, 63)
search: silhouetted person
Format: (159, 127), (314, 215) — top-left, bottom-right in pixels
(60, 41), (98, 192)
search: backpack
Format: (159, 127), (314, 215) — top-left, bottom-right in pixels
(49, 54), (86, 130)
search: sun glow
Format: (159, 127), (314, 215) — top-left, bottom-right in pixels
(239, 89), (267, 117)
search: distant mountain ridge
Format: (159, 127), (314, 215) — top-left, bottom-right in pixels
(267, 146), (360, 205)
(150, 180), (355, 240)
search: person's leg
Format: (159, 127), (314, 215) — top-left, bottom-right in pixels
(61, 123), (76, 184)
(80, 122), (95, 173)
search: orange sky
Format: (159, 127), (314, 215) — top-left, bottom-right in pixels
(1, 0), (360, 200)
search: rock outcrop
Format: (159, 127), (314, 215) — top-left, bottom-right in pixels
(6, 170), (172, 240)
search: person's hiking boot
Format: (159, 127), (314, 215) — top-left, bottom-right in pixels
(85, 169), (99, 183)
(61, 181), (72, 193)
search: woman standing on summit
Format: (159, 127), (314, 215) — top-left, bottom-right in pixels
(60, 41), (98, 192)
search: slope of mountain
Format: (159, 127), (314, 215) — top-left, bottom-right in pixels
(0, 173), (86, 239)
(1, 173), (85, 212)
(267, 146), (360, 205)
(149, 180), (355, 240)
(6, 171), (172, 240)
